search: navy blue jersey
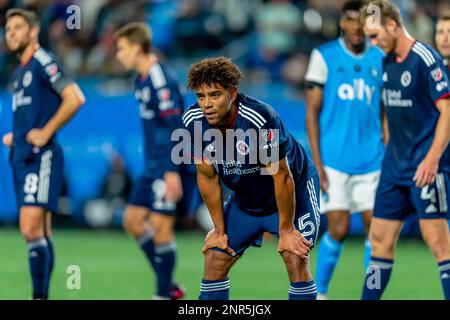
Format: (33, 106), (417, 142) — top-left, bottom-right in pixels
(381, 41), (450, 185)
(10, 47), (73, 163)
(134, 62), (184, 177)
(182, 93), (317, 216)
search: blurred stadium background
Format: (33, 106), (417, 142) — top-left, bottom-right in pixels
(0, 0), (449, 299)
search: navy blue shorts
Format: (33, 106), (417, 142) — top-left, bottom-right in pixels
(11, 148), (64, 213)
(374, 172), (449, 220)
(128, 175), (177, 215)
(214, 175), (321, 256)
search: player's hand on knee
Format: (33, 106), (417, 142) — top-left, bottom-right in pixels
(164, 171), (183, 202)
(202, 229), (236, 256)
(26, 128), (51, 148)
(317, 165), (329, 192)
(413, 155), (438, 188)
(278, 228), (310, 259)
(2, 132), (13, 148)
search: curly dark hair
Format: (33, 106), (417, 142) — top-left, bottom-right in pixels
(187, 57), (243, 90)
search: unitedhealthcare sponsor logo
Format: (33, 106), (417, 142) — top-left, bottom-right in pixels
(170, 122), (281, 175)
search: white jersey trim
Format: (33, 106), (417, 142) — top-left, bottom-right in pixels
(149, 63), (167, 89)
(304, 48), (328, 85)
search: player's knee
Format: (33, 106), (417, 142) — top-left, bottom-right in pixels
(204, 250), (234, 280)
(328, 222), (349, 242)
(369, 232), (395, 256)
(426, 236), (450, 260)
(20, 221), (43, 241)
(123, 211), (142, 236)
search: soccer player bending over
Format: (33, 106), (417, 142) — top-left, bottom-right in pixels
(115, 23), (185, 300)
(2, 9), (85, 299)
(182, 57), (320, 300)
(360, 0), (450, 300)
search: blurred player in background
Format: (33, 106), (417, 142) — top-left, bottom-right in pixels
(360, 0), (450, 300)
(435, 11), (450, 70)
(115, 22), (185, 300)
(2, 8), (85, 299)
(183, 57), (319, 300)
(305, 0), (386, 299)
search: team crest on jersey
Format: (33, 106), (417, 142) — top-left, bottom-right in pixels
(236, 140), (249, 156)
(400, 71), (412, 87)
(22, 71), (33, 87)
(261, 129), (273, 142)
(157, 88), (171, 101)
(431, 67), (443, 82)
(45, 63), (58, 76)
(382, 72), (388, 82)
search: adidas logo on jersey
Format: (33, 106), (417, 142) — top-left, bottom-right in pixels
(24, 194), (36, 203)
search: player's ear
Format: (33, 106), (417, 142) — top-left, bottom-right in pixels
(229, 86), (238, 103)
(30, 26), (39, 41)
(386, 19), (397, 33)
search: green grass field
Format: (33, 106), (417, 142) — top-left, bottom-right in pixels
(0, 228), (444, 300)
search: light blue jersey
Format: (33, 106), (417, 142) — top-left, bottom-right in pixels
(305, 38), (385, 174)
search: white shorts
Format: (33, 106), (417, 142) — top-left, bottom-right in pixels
(320, 166), (380, 214)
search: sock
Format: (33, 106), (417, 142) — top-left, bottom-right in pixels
(199, 278), (230, 300)
(361, 257), (393, 300)
(28, 237), (50, 299)
(43, 237), (54, 299)
(289, 280), (317, 300)
(438, 260), (450, 300)
(153, 241), (176, 298)
(138, 230), (157, 271)
(316, 232), (343, 294)
(364, 239), (371, 271)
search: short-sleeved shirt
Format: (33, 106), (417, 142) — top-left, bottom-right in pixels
(182, 93), (317, 216)
(305, 38), (385, 174)
(134, 62), (184, 178)
(10, 47), (73, 163)
(381, 41), (450, 185)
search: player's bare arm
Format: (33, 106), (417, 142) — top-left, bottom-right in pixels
(196, 161), (236, 256)
(413, 98), (450, 188)
(306, 86), (328, 192)
(26, 83), (85, 147)
(2, 132), (13, 148)
(266, 157), (310, 259)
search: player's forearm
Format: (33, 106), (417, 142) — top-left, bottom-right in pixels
(197, 172), (225, 233)
(306, 111), (323, 167)
(306, 91), (323, 167)
(427, 105), (450, 160)
(274, 171), (296, 232)
(44, 85), (85, 136)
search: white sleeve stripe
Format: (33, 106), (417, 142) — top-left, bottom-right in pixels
(38, 48), (53, 64)
(412, 47), (432, 66)
(182, 108), (202, 121)
(239, 104), (267, 124)
(183, 114), (204, 127)
(239, 107), (265, 127)
(238, 111), (263, 129)
(149, 63), (167, 89)
(34, 50), (51, 66)
(183, 110), (203, 124)
(415, 42), (436, 64)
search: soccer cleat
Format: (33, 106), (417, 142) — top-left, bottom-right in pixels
(170, 283), (186, 300)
